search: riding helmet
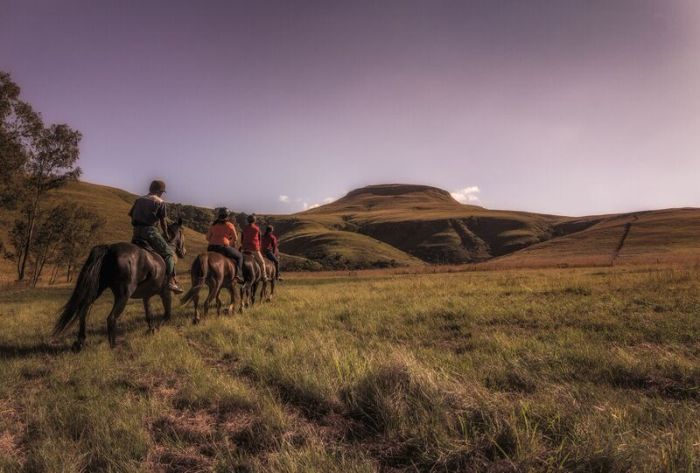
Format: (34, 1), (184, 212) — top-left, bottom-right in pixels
(217, 207), (229, 219)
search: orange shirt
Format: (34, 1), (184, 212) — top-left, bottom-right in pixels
(242, 223), (261, 251)
(207, 222), (238, 247)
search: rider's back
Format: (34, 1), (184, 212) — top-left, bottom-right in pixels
(130, 194), (166, 227)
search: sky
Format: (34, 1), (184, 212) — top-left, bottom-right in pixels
(1, 0), (699, 216)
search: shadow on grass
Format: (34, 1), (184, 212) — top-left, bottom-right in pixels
(0, 310), (195, 359)
(0, 342), (73, 358)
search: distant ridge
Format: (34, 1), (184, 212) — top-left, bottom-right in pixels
(1, 180), (698, 276)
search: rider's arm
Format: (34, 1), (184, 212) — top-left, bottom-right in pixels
(229, 224), (239, 247)
(158, 201), (170, 239)
(160, 217), (170, 240)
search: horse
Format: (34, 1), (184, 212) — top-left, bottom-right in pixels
(180, 251), (239, 324)
(53, 219), (186, 351)
(239, 252), (277, 311)
(259, 255), (278, 302)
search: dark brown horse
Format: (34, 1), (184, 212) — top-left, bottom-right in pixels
(53, 219), (186, 351)
(180, 251), (239, 324)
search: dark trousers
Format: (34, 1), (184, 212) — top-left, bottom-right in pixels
(264, 249), (280, 276)
(208, 245), (243, 276)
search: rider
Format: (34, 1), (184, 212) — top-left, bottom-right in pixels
(261, 225), (282, 281)
(206, 207), (244, 282)
(241, 214), (268, 282)
(128, 179), (183, 293)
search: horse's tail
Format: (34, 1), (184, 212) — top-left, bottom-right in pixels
(180, 253), (208, 305)
(53, 245), (109, 336)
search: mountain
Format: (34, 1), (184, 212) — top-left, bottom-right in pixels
(269, 184), (700, 269)
(1, 181), (698, 281)
(269, 184), (564, 266)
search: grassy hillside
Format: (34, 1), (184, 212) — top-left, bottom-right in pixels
(491, 209), (700, 268)
(270, 184), (700, 269)
(1, 266), (698, 471)
(272, 184), (568, 266)
(0, 181), (210, 282)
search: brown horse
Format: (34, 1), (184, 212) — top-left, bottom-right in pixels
(259, 255), (278, 302)
(53, 219), (186, 351)
(180, 251), (239, 324)
(239, 252), (277, 311)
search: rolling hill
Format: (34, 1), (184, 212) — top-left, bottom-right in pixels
(269, 184), (700, 269)
(1, 181), (698, 282)
(0, 182), (211, 282)
(269, 184), (568, 266)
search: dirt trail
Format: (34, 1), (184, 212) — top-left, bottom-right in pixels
(611, 215), (639, 265)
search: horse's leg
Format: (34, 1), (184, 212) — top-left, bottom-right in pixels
(252, 281), (259, 306)
(72, 307), (88, 352)
(269, 278), (275, 301)
(161, 289), (172, 325)
(226, 284), (235, 314)
(239, 284), (245, 313)
(192, 286), (201, 324)
(107, 287), (130, 348)
(260, 279), (266, 303)
(143, 297), (155, 334)
(216, 290), (223, 316)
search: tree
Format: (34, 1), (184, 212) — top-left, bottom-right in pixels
(9, 203), (104, 287)
(0, 71), (39, 209)
(0, 71), (83, 281)
(54, 206), (104, 283)
(14, 121), (82, 281)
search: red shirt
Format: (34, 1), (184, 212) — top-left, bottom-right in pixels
(241, 223), (261, 251)
(207, 221), (238, 247)
(261, 233), (278, 253)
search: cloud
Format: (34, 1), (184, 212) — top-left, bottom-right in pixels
(450, 186), (481, 204)
(278, 195), (290, 203)
(302, 202), (320, 210)
(322, 197), (335, 204)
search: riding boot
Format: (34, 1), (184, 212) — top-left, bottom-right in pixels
(168, 275), (184, 294)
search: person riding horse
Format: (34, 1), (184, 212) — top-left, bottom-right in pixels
(241, 214), (268, 282)
(54, 179), (187, 350)
(262, 225), (282, 281)
(128, 180), (183, 293)
(206, 207), (244, 282)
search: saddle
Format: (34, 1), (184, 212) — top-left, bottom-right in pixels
(132, 238), (158, 255)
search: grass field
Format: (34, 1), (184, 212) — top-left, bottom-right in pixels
(1, 265), (699, 472)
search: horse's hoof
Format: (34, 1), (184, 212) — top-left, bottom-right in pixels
(192, 318), (199, 325)
(71, 341), (84, 353)
(147, 327), (156, 335)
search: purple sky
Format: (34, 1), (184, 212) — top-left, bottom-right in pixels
(2, 0), (699, 216)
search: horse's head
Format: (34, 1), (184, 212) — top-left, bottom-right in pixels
(168, 217), (187, 259)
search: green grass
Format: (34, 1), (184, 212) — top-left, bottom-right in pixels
(1, 265), (699, 472)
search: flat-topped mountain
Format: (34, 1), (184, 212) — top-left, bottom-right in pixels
(311, 184), (467, 214)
